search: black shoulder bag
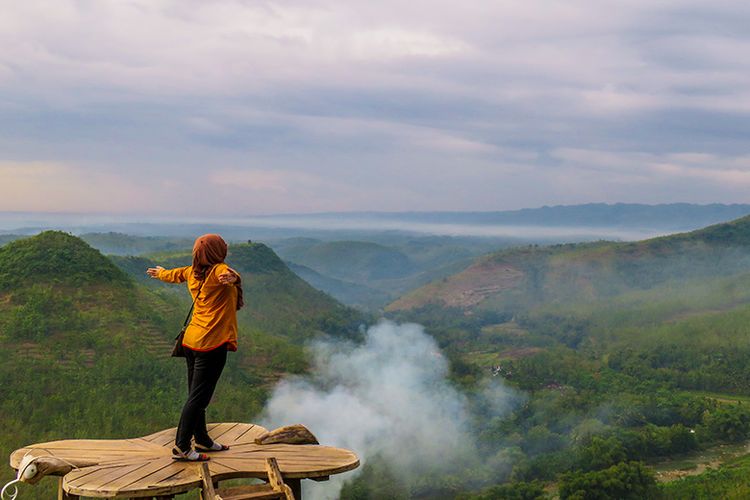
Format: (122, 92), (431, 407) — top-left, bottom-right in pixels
(171, 268), (212, 358)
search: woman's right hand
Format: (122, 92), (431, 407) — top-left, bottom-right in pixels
(146, 266), (165, 278)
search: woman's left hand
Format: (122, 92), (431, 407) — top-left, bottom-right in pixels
(218, 270), (239, 284)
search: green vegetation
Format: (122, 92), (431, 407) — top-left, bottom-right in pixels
(661, 454), (750, 499)
(379, 214), (750, 497)
(0, 231), (130, 291)
(270, 236), (492, 309)
(0, 232), (362, 498)
(391, 215), (750, 314)
(11, 212), (750, 498)
(559, 462), (658, 499)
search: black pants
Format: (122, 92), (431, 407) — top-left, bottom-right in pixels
(175, 344), (227, 451)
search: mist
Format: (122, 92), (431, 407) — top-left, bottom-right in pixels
(258, 321), (521, 499)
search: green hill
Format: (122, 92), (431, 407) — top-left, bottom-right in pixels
(276, 240), (415, 282)
(382, 216), (750, 499)
(0, 232), (361, 498)
(0, 231), (130, 291)
(286, 261), (390, 310)
(389, 215), (750, 313)
(269, 237), (489, 309)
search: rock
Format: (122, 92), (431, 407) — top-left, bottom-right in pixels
(254, 424), (319, 445)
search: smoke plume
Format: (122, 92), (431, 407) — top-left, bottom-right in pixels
(259, 321), (519, 499)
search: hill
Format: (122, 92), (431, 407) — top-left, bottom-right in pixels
(382, 215), (750, 498)
(275, 240), (415, 282)
(270, 236), (494, 309)
(388, 215), (750, 313)
(0, 232), (362, 497)
(116, 241), (364, 341)
(286, 261), (390, 310)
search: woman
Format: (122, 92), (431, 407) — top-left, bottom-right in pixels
(147, 234), (244, 461)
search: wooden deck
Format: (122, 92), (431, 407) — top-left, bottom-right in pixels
(9, 423), (359, 498)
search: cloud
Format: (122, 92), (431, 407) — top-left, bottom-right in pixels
(2, 1), (750, 213)
(0, 161), (168, 213)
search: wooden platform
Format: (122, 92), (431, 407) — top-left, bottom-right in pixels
(9, 423), (359, 498)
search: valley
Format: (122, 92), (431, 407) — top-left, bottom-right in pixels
(6, 207), (750, 498)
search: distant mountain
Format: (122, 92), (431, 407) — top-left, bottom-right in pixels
(269, 237), (498, 309)
(360, 203), (750, 230)
(275, 240), (415, 282)
(5, 203), (750, 240)
(388, 214), (750, 313)
(286, 261), (391, 310)
(80, 232), (193, 256)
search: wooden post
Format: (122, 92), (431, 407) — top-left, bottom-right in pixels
(199, 462), (222, 500)
(287, 478), (302, 500)
(58, 478), (79, 500)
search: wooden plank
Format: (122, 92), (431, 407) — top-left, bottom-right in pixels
(209, 460), (242, 474)
(208, 459), (243, 476)
(58, 477), (80, 500)
(134, 462), (186, 487)
(148, 429), (178, 448)
(208, 423), (239, 442)
(75, 461), (151, 489)
(105, 458), (176, 493)
(216, 423), (257, 445)
(218, 484), (275, 496)
(265, 458), (284, 492)
(286, 478), (300, 500)
(199, 462), (219, 500)
(65, 462), (131, 485)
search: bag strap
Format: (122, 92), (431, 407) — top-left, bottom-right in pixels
(181, 265), (215, 328)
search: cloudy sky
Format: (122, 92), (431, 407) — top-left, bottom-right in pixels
(1, 0), (750, 215)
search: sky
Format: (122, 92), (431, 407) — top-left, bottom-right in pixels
(2, 0), (750, 215)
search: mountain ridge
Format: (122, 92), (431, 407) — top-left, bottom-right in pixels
(388, 214), (750, 313)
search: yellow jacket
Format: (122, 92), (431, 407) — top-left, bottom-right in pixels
(158, 263), (239, 352)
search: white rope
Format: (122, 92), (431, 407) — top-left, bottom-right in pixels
(0, 451), (81, 500)
(0, 479), (20, 500)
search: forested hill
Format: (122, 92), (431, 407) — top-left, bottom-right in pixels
(0, 230), (131, 291)
(0, 232), (362, 497)
(380, 216), (750, 498)
(388, 214), (750, 313)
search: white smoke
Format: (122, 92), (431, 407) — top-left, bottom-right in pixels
(259, 321), (520, 499)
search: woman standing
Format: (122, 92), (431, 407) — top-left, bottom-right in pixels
(147, 234), (244, 461)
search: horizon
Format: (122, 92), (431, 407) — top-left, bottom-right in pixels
(1, 200), (749, 218)
(3, 202), (750, 242)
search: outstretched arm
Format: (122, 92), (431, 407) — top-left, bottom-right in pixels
(146, 266), (164, 278)
(218, 267), (241, 285)
(146, 266), (189, 283)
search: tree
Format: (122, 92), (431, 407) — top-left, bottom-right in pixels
(559, 461), (657, 500)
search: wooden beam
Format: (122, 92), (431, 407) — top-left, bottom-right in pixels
(265, 458), (295, 500)
(286, 478), (301, 500)
(58, 478), (79, 500)
(199, 462), (223, 500)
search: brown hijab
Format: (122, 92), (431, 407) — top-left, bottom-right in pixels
(192, 234), (244, 310)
